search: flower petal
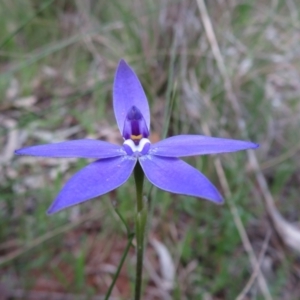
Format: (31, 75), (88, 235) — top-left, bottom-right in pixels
(113, 59), (150, 134)
(47, 156), (137, 214)
(15, 139), (126, 158)
(150, 135), (259, 157)
(139, 155), (223, 203)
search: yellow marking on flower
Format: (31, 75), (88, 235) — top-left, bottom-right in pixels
(131, 134), (142, 141)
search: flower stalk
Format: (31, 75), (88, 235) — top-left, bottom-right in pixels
(134, 162), (147, 300)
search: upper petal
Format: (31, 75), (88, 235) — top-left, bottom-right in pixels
(113, 59), (150, 134)
(48, 156), (137, 214)
(150, 135), (259, 157)
(15, 139), (126, 158)
(139, 155), (223, 203)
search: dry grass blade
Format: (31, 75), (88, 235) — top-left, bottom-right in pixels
(236, 230), (272, 300)
(196, 0), (273, 299)
(0, 118), (18, 165)
(260, 140), (300, 170)
(201, 121), (272, 300)
(150, 238), (175, 291)
(197, 0), (300, 256)
(248, 152), (300, 253)
(6, 289), (120, 300)
(198, 0), (300, 294)
(0, 210), (103, 267)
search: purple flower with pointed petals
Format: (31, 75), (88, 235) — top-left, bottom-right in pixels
(15, 60), (258, 214)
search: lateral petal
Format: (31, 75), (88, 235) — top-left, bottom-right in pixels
(47, 156), (137, 214)
(139, 155), (223, 203)
(15, 139), (125, 158)
(150, 135), (259, 157)
(113, 59), (150, 134)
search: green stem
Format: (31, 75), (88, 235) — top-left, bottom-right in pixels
(134, 161), (144, 212)
(104, 232), (135, 300)
(134, 162), (147, 300)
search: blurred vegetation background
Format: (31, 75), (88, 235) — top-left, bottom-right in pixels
(0, 0), (300, 299)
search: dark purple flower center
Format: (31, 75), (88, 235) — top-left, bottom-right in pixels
(123, 106), (149, 145)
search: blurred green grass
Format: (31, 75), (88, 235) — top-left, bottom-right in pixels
(1, 0), (300, 299)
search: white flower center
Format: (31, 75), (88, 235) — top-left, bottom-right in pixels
(123, 138), (151, 153)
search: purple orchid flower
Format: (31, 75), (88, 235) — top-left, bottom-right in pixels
(15, 60), (258, 214)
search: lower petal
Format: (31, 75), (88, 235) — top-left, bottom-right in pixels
(48, 156), (137, 214)
(139, 155), (223, 203)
